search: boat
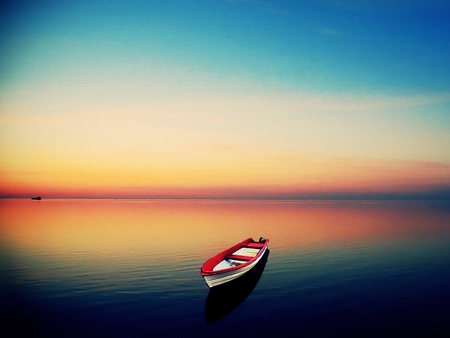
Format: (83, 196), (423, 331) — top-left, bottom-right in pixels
(201, 237), (269, 288)
(31, 196), (42, 200)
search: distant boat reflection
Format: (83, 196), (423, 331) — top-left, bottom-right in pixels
(205, 249), (269, 323)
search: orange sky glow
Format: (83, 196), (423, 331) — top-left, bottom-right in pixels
(1, 2), (449, 199)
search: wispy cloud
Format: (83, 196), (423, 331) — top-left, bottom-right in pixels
(165, 91), (450, 117)
(318, 27), (341, 36)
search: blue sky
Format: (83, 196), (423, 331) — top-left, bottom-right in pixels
(3, 0), (450, 93)
(1, 0), (449, 198)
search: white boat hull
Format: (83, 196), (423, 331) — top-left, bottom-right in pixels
(202, 245), (268, 288)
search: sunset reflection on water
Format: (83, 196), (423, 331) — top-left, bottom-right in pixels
(1, 198), (450, 336)
(1, 199), (448, 258)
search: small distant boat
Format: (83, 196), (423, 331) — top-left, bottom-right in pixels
(31, 196), (42, 200)
(201, 237), (269, 288)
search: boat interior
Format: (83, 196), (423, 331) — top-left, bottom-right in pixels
(213, 242), (265, 271)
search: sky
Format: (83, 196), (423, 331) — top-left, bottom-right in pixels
(1, 0), (450, 199)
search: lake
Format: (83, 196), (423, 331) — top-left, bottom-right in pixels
(1, 198), (449, 337)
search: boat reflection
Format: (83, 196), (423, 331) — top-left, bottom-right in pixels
(205, 249), (269, 323)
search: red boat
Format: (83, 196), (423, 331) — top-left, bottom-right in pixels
(201, 237), (269, 288)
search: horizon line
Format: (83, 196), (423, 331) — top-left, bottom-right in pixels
(2, 186), (450, 201)
(2, 195), (450, 201)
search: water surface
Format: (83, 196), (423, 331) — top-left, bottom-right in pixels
(1, 199), (449, 336)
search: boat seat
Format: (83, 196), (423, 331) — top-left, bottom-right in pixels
(225, 254), (252, 261)
(245, 242), (264, 249)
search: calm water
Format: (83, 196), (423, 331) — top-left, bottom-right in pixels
(1, 199), (450, 337)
